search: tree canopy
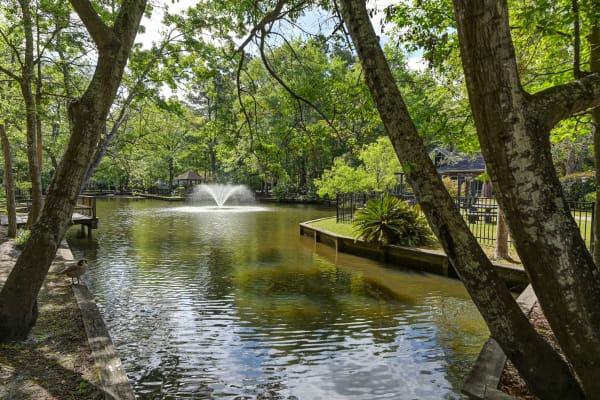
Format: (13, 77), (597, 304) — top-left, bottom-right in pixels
(0, 1), (599, 398)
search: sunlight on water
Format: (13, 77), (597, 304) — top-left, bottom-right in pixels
(68, 199), (489, 400)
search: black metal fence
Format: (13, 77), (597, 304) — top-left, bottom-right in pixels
(336, 192), (417, 223)
(336, 192), (595, 252)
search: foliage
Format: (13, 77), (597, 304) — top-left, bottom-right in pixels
(14, 229), (30, 249)
(353, 194), (434, 247)
(559, 171), (596, 201)
(314, 137), (401, 198)
(271, 178), (297, 200)
(583, 191), (596, 202)
(442, 176), (458, 197)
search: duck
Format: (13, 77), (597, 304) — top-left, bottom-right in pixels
(59, 259), (88, 285)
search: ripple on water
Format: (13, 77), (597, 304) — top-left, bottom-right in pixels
(70, 200), (488, 399)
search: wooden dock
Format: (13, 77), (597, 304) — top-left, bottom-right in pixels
(0, 196), (99, 239)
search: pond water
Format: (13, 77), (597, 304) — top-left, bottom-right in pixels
(67, 198), (489, 400)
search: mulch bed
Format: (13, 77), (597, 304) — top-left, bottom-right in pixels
(498, 302), (562, 400)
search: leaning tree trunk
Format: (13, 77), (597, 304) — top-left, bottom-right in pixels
(0, 124), (17, 238)
(453, 0), (600, 397)
(338, 1), (583, 398)
(590, 25), (600, 268)
(0, 0), (147, 342)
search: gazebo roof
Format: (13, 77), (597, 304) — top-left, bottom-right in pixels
(174, 170), (203, 181)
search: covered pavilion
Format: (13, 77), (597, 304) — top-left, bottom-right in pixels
(174, 171), (203, 188)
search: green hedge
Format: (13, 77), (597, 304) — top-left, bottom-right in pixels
(560, 171), (595, 202)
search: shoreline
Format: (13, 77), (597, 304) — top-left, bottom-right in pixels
(0, 227), (134, 400)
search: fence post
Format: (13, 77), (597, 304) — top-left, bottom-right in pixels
(336, 193), (340, 223)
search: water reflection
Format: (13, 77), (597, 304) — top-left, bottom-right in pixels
(67, 199), (488, 399)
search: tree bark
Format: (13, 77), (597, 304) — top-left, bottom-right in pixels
(0, 124), (17, 238)
(83, 42), (167, 188)
(453, 0), (600, 396)
(590, 25), (600, 268)
(18, 0), (43, 226)
(0, 0), (147, 342)
(495, 208), (510, 260)
(338, 1), (583, 398)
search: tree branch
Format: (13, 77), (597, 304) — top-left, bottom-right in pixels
(236, 0), (288, 53)
(0, 28), (24, 71)
(0, 65), (21, 83)
(530, 73), (600, 129)
(68, 0), (113, 48)
(258, 27), (342, 140)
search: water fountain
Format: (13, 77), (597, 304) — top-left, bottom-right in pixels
(173, 183), (264, 213)
(192, 184), (254, 208)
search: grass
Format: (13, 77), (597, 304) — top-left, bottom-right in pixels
(309, 217), (357, 237)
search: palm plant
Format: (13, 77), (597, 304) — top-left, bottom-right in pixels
(353, 194), (434, 247)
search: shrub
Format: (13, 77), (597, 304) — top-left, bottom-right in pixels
(353, 194), (434, 247)
(560, 171), (595, 201)
(272, 181), (297, 200)
(583, 191), (596, 202)
(14, 229), (31, 248)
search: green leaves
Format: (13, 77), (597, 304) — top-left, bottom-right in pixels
(353, 194), (434, 247)
(385, 0), (456, 69)
(314, 137), (401, 198)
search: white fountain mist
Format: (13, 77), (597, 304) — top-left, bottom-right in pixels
(192, 184), (255, 208)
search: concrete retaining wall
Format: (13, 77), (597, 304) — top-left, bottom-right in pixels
(299, 220), (528, 290)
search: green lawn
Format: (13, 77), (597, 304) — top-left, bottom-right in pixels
(307, 216), (520, 261)
(309, 217), (357, 237)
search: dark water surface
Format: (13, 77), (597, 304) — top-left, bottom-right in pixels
(67, 198), (488, 400)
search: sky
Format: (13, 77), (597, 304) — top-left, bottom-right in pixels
(137, 0), (425, 69)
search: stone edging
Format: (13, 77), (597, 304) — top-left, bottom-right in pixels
(299, 220), (529, 290)
(461, 285), (537, 399)
(56, 243), (135, 400)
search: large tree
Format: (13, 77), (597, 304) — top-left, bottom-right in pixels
(339, 0), (599, 398)
(453, 0), (600, 396)
(0, 0), (46, 224)
(0, 0), (147, 341)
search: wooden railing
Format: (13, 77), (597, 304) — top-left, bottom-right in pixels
(74, 195), (96, 218)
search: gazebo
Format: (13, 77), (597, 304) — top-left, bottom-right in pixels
(174, 170), (203, 188)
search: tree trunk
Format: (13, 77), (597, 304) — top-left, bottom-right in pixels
(453, 0), (600, 396)
(0, 124), (17, 238)
(338, 1), (583, 398)
(18, 0), (43, 226)
(565, 143), (579, 175)
(495, 208), (510, 260)
(84, 43), (165, 188)
(169, 156), (174, 190)
(590, 25), (600, 268)
(35, 20), (43, 187)
(0, 0), (147, 342)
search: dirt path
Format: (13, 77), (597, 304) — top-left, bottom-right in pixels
(0, 227), (105, 400)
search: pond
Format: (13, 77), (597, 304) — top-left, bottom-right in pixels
(67, 198), (489, 400)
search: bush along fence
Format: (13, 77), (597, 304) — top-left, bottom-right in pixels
(336, 192), (595, 253)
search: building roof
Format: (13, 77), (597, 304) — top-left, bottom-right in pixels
(435, 151), (486, 176)
(174, 171), (203, 181)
